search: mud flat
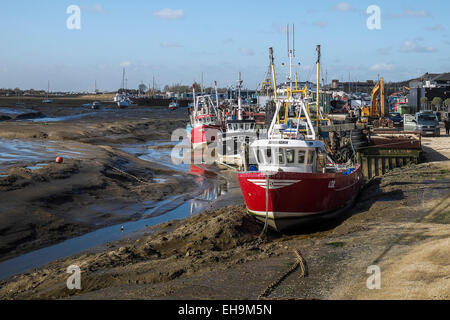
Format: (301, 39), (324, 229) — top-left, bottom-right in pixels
(1, 134), (449, 300)
(0, 99), (200, 265)
(0, 141), (199, 263)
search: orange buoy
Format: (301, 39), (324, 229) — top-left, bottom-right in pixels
(56, 156), (64, 164)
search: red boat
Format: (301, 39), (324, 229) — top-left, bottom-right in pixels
(188, 84), (222, 149)
(237, 62), (362, 230)
(237, 138), (362, 231)
(190, 114), (221, 148)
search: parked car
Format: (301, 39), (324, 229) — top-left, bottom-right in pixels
(388, 112), (403, 127)
(404, 111), (440, 137)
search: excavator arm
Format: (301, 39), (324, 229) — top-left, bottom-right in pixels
(370, 77), (386, 118)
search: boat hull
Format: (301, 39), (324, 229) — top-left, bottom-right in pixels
(190, 124), (221, 149)
(237, 164), (363, 231)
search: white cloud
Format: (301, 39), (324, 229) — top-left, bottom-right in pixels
(82, 3), (106, 14)
(223, 38), (234, 44)
(400, 40), (436, 53)
(120, 61), (131, 68)
(239, 48), (255, 56)
(334, 2), (353, 12)
(153, 8), (185, 20)
(160, 42), (183, 48)
(387, 7), (432, 19)
(370, 63), (395, 72)
(404, 8), (431, 18)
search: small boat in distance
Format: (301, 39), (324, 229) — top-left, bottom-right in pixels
(114, 93), (134, 108)
(169, 102), (179, 110)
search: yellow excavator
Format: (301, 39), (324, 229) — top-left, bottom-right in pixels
(361, 77), (393, 128)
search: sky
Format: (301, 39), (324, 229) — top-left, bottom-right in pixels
(1, 0), (450, 92)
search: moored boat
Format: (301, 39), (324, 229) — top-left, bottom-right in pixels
(237, 45), (362, 231)
(188, 83), (222, 150)
(217, 73), (259, 170)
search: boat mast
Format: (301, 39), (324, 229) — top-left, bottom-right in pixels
(316, 45), (321, 127)
(270, 47), (277, 101)
(288, 24), (295, 94)
(121, 68), (127, 92)
(237, 72), (243, 120)
(285, 24), (295, 123)
(214, 81), (219, 110)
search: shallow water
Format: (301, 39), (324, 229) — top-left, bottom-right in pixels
(0, 139), (95, 173)
(0, 142), (228, 280)
(120, 141), (189, 172)
(30, 113), (92, 122)
(0, 107), (35, 115)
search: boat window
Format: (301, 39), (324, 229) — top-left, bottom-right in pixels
(266, 148), (273, 164)
(239, 124), (244, 130)
(277, 149), (285, 164)
(245, 124), (250, 131)
(256, 149), (262, 163)
(286, 149), (295, 164)
(233, 124), (238, 131)
(307, 150), (315, 164)
(298, 150), (306, 164)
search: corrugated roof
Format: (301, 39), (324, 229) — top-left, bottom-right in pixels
(431, 73), (450, 81)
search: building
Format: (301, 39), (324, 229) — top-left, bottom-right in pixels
(330, 80), (375, 93)
(407, 73), (450, 113)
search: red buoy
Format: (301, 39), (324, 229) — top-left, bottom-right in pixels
(56, 157), (64, 164)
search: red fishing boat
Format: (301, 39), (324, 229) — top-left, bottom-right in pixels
(237, 44), (362, 231)
(237, 112), (363, 231)
(188, 84), (222, 149)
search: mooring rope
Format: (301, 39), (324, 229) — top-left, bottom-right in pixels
(259, 248), (307, 300)
(94, 160), (154, 186)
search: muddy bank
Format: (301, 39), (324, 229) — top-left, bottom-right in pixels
(1, 160), (448, 300)
(0, 117), (187, 145)
(0, 97), (189, 144)
(0, 142), (197, 263)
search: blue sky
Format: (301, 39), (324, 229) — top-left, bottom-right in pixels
(1, 0), (449, 91)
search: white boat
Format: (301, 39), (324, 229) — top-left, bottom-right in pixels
(169, 102), (179, 110)
(217, 73), (259, 170)
(114, 93), (133, 108)
(91, 101), (102, 109)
